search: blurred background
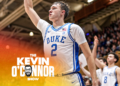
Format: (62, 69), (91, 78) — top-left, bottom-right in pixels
(0, 0), (120, 86)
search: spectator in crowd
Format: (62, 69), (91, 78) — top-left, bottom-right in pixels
(116, 41), (120, 51)
(85, 18), (120, 58)
(85, 78), (92, 86)
(112, 44), (117, 52)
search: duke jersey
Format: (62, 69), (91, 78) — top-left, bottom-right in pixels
(43, 23), (81, 74)
(102, 66), (118, 86)
(37, 19), (86, 86)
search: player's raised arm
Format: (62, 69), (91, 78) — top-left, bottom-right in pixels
(92, 36), (105, 69)
(80, 42), (97, 86)
(24, 0), (40, 27)
(116, 67), (120, 86)
(92, 36), (98, 59)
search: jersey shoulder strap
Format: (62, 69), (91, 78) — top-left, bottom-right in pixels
(43, 25), (51, 42)
(67, 23), (75, 42)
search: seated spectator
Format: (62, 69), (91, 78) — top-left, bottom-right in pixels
(100, 46), (106, 56)
(84, 76), (92, 86)
(106, 37), (111, 46)
(116, 41), (120, 51)
(100, 38), (106, 47)
(112, 39), (118, 46)
(111, 44), (117, 52)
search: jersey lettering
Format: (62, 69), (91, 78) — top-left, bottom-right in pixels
(46, 36), (66, 44)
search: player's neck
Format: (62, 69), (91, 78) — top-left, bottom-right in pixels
(52, 19), (65, 27)
(108, 63), (115, 68)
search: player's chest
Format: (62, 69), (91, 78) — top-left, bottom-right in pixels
(45, 29), (69, 44)
(103, 69), (115, 76)
(46, 28), (68, 36)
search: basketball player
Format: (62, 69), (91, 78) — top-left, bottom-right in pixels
(80, 58), (107, 84)
(24, 0), (97, 86)
(79, 36), (107, 85)
(93, 37), (120, 85)
(95, 52), (120, 86)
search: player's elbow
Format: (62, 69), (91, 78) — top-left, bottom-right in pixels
(87, 73), (91, 77)
(25, 7), (28, 13)
(24, 6), (29, 12)
(24, 5), (33, 13)
(25, 8), (33, 15)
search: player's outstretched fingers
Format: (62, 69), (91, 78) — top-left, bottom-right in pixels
(94, 35), (98, 45)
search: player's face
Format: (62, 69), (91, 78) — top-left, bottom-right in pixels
(107, 54), (116, 64)
(99, 59), (104, 63)
(99, 59), (106, 65)
(49, 4), (64, 21)
(85, 79), (91, 85)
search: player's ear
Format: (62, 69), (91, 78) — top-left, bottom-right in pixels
(114, 58), (117, 63)
(104, 62), (106, 65)
(61, 10), (65, 15)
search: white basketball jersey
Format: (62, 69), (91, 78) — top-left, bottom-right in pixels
(96, 69), (103, 83)
(43, 23), (80, 74)
(102, 66), (118, 86)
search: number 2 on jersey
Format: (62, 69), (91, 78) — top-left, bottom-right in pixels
(51, 44), (57, 56)
(104, 76), (107, 83)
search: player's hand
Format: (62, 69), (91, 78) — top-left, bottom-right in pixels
(94, 36), (98, 46)
(92, 80), (98, 86)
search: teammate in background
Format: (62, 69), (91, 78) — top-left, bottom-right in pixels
(79, 36), (107, 85)
(93, 36), (120, 86)
(80, 57), (107, 85)
(24, 0), (97, 86)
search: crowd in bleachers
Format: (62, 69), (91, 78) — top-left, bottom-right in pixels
(86, 18), (120, 58)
